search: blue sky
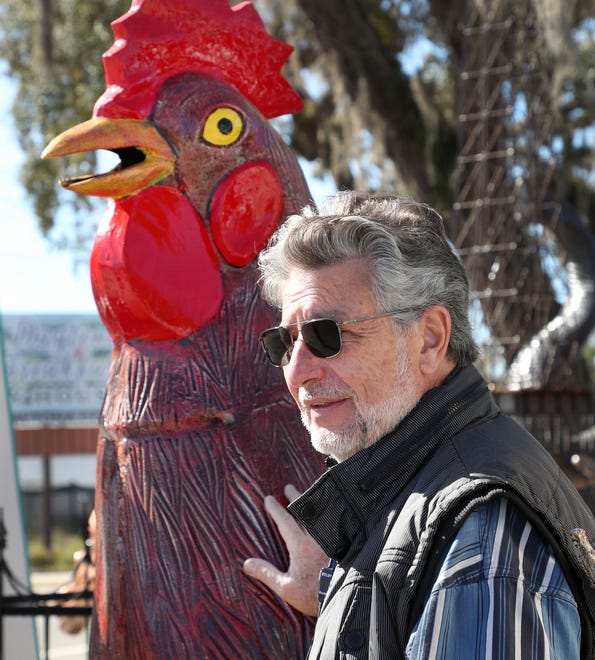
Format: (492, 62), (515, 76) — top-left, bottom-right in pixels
(0, 75), (99, 315)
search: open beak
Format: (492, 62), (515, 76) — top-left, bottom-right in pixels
(41, 117), (175, 199)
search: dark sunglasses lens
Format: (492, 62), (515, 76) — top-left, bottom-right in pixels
(302, 319), (342, 358)
(260, 327), (293, 366)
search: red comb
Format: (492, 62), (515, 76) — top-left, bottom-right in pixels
(94, 0), (303, 120)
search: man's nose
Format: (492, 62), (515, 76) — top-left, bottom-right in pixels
(283, 335), (325, 387)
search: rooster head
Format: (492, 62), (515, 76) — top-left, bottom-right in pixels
(42, 0), (310, 344)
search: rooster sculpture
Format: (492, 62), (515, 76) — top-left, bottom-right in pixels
(42, 1), (321, 656)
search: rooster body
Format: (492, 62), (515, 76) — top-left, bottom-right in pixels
(94, 274), (317, 657)
(43, 2), (321, 656)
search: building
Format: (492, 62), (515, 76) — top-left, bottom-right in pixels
(1, 314), (112, 546)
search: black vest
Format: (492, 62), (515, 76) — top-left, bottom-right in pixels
(290, 365), (595, 659)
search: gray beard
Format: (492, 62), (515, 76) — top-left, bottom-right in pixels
(300, 351), (419, 462)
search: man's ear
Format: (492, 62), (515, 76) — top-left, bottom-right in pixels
(418, 305), (451, 375)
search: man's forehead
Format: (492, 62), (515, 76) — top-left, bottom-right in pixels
(281, 260), (376, 320)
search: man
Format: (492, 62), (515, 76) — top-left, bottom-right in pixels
(243, 191), (595, 658)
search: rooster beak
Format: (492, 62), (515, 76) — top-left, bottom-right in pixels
(41, 117), (175, 199)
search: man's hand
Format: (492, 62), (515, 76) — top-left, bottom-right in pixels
(243, 484), (329, 617)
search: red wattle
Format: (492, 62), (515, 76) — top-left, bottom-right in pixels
(209, 160), (284, 267)
(91, 186), (223, 343)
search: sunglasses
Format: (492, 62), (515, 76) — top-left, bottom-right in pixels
(259, 310), (413, 367)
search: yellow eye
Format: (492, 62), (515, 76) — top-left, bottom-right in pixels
(202, 107), (244, 146)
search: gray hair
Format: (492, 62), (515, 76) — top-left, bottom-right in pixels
(258, 190), (479, 366)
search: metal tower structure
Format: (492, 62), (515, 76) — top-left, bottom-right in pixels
(453, 0), (595, 497)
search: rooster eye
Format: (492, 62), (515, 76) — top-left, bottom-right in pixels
(202, 108), (244, 146)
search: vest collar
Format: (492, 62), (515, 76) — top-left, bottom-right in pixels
(288, 364), (495, 560)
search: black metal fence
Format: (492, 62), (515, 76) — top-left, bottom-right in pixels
(0, 509), (93, 660)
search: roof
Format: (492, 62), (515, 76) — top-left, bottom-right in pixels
(1, 314), (112, 425)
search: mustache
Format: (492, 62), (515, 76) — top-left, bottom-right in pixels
(298, 384), (352, 405)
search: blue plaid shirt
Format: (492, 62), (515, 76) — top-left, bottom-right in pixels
(406, 497), (581, 659)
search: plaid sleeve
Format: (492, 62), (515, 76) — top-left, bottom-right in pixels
(406, 496), (581, 659)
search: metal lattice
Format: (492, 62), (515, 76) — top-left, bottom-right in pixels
(453, 0), (564, 382)
(452, 0), (595, 498)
